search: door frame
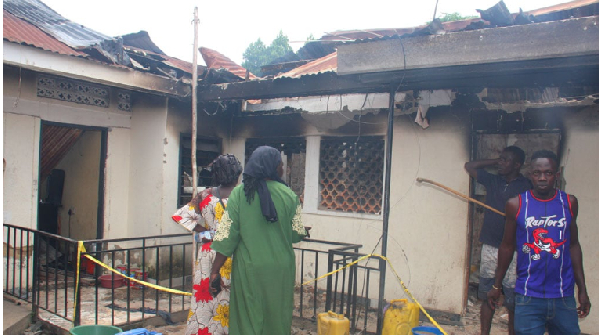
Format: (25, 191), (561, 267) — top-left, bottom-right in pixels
(37, 120), (108, 240)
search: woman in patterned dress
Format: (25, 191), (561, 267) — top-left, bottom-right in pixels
(172, 154), (242, 335)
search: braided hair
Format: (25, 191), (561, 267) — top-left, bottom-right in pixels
(211, 154), (242, 186)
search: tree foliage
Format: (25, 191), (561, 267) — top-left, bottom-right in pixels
(427, 12), (478, 24)
(242, 30), (292, 76)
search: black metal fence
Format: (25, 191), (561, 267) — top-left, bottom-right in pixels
(4, 224), (38, 303)
(4, 224), (384, 333)
(293, 239), (383, 334)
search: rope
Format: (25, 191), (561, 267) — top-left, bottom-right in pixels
(416, 177), (506, 216)
(302, 254), (448, 335)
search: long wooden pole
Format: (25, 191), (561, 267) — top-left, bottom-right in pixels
(191, 7), (199, 198)
(416, 177), (506, 216)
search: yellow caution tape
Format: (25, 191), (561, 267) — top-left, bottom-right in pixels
(73, 242), (445, 334)
(73, 241), (83, 325)
(301, 254), (448, 335)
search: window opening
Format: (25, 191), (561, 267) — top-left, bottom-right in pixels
(245, 138), (306, 202)
(178, 135), (221, 208)
(319, 137), (384, 214)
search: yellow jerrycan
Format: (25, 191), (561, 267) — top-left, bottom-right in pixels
(382, 299), (420, 335)
(318, 310), (350, 335)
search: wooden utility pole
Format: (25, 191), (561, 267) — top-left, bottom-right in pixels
(191, 7), (199, 198)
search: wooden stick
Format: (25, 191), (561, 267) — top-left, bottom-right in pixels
(191, 7), (199, 198)
(416, 177), (506, 217)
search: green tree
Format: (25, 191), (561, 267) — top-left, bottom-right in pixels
(427, 12), (478, 24)
(304, 33), (315, 46)
(242, 30), (292, 76)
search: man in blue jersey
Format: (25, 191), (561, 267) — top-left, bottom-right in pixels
(465, 146), (531, 334)
(488, 150), (591, 334)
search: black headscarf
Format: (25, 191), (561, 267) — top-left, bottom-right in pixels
(243, 146), (286, 222)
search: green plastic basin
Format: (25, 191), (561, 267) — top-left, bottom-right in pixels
(69, 325), (123, 335)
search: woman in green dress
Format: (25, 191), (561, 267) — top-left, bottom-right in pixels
(210, 146), (307, 334)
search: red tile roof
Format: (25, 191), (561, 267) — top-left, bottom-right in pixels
(200, 47), (257, 80)
(3, 10), (84, 57)
(276, 51), (337, 79)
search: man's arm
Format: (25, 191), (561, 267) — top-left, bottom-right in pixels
(569, 196), (591, 318)
(487, 197), (518, 308)
(464, 158), (500, 180)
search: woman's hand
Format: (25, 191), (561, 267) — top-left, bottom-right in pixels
(209, 273), (222, 295)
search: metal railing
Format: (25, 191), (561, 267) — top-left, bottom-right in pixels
(77, 234), (193, 326)
(4, 224), (383, 333)
(3, 224), (193, 328)
(293, 239), (383, 334)
(4, 224), (38, 303)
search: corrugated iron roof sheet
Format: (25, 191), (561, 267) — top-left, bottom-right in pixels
(122, 30), (165, 55)
(321, 0), (598, 43)
(276, 51), (337, 79)
(123, 44), (206, 77)
(200, 46), (257, 80)
(525, 0), (598, 15)
(321, 18), (481, 42)
(3, 10), (84, 56)
(4, 0), (112, 49)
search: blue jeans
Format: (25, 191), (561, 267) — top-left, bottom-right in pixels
(514, 294), (580, 335)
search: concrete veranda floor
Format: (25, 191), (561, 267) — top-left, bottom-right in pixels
(4, 297), (33, 334)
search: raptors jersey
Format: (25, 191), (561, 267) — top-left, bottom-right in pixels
(515, 189), (574, 298)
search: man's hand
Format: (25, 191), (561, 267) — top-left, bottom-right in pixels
(578, 289), (591, 318)
(487, 287), (502, 309)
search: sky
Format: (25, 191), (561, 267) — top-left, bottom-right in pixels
(40, 0), (571, 66)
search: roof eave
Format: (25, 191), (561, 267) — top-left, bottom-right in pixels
(4, 41), (191, 98)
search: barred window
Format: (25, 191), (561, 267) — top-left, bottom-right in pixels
(319, 137), (384, 214)
(177, 135), (221, 208)
(245, 138), (306, 202)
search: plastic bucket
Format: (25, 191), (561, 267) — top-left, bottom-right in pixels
(412, 326), (443, 335)
(70, 325), (123, 335)
(99, 274), (124, 289)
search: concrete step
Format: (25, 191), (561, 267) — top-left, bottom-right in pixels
(3, 297), (33, 335)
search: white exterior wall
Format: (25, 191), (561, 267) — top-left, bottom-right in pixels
(3, 113), (40, 229)
(233, 108), (470, 314)
(104, 127), (131, 239)
(127, 95), (169, 237)
(386, 114), (469, 313)
(3, 67), (131, 237)
(560, 106), (599, 335)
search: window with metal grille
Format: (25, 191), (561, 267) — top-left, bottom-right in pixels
(319, 137), (384, 214)
(245, 138), (306, 202)
(177, 135), (221, 208)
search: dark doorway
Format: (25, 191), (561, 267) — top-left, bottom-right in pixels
(37, 122), (107, 240)
(467, 109), (562, 290)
